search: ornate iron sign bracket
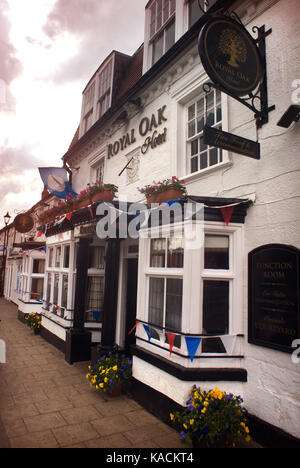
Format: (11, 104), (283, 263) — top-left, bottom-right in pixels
(200, 6), (275, 128)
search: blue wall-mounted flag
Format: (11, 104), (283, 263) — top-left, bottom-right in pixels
(38, 167), (78, 199)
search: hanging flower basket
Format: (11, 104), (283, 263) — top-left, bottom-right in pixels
(138, 177), (186, 207)
(91, 189), (114, 203)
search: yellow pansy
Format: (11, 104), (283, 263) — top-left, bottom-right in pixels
(99, 383), (104, 388)
(112, 365), (118, 371)
(183, 424), (188, 430)
(189, 419), (194, 425)
(170, 413), (174, 421)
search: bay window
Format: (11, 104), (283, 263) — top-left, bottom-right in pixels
(21, 253), (45, 303)
(45, 242), (75, 318)
(137, 221), (243, 361)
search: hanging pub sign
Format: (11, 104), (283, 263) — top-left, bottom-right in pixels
(198, 16), (263, 97)
(14, 213), (34, 234)
(248, 244), (300, 353)
(203, 125), (260, 159)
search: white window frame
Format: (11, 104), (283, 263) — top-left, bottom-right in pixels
(21, 252), (45, 303)
(89, 148), (107, 184)
(97, 58), (113, 119)
(44, 242), (75, 318)
(136, 220), (244, 363)
(169, 65), (231, 182)
(85, 241), (106, 323)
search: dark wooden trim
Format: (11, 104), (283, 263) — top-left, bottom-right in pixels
(131, 344), (247, 381)
(247, 413), (300, 448)
(73, 237), (92, 331)
(99, 239), (121, 352)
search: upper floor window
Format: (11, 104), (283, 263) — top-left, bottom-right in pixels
(98, 59), (113, 119)
(83, 82), (95, 132)
(187, 88), (223, 174)
(149, 0), (176, 65)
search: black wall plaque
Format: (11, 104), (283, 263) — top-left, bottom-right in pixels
(203, 126), (260, 159)
(199, 16), (263, 97)
(248, 244), (300, 353)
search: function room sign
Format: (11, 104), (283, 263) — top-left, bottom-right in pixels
(198, 16), (262, 97)
(248, 244), (300, 353)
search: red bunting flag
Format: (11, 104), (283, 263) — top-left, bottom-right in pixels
(167, 333), (176, 356)
(220, 205), (234, 226)
(66, 212), (73, 221)
(36, 230), (43, 238)
(88, 205), (94, 219)
(128, 321), (139, 335)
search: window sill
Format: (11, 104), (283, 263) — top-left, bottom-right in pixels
(182, 159), (233, 186)
(132, 344), (247, 382)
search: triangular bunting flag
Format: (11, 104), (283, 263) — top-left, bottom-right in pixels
(88, 205), (94, 219)
(36, 230), (43, 238)
(128, 321), (139, 335)
(66, 212), (73, 221)
(185, 337), (201, 362)
(167, 333), (177, 356)
(143, 324), (151, 341)
(220, 206), (234, 226)
(220, 335), (237, 355)
(92, 310), (101, 322)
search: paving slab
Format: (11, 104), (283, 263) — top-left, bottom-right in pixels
(0, 298), (260, 449)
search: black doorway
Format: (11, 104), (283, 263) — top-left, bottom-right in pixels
(125, 258), (138, 352)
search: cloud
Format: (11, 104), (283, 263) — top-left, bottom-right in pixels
(0, 144), (45, 222)
(42, 0), (146, 84)
(0, 0), (23, 111)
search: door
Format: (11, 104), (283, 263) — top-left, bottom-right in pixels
(125, 258), (138, 352)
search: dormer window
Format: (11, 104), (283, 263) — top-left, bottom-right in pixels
(83, 82), (95, 133)
(149, 0), (176, 65)
(97, 59), (113, 119)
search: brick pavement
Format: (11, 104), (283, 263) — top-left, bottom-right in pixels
(0, 298), (189, 449)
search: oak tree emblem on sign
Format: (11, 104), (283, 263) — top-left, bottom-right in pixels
(219, 28), (247, 68)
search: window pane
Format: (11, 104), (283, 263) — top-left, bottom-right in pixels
(200, 152), (208, 169)
(63, 245), (70, 268)
(31, 278), (44, 300)
(166, 278), (182, 347)
(191, 139), (198, 156)
(61, 274), (68, 309)
(89, 246), (105, 269)
(150, 239), (166, 267)
(188, 120), (196, 138)
(167, 237), (184, 268)
(188, 104), (195, 120)
(156, 0), (162, 30)
(209, 147), (218, 166)
(149, 277), (164, 339)
(191, 156), (198, 173)
(55, 247), (61, 268)
(33, 259), (45, 274)
(203, 280), (229, 335)
(53, 274), (59, 305)
(153, 33), (164, 64)
(85, 276), (104, 321)
(205, 235), (229, 269)
(46, 274), (52, 309)
(49, 248), (53, 267)
(165, 19), (175, 52)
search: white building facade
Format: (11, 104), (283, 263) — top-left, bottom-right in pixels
(34, 0), (300, 446)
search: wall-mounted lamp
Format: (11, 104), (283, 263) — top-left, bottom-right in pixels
(277, 104), (300, 128)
